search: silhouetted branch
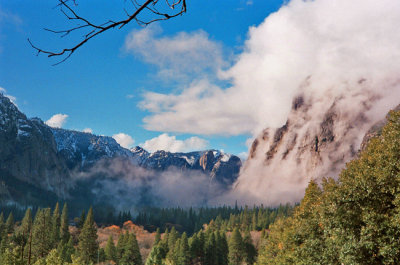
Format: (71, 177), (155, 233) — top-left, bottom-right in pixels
(29, 0), (186, 65)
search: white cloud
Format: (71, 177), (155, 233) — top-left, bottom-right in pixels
(139, 0), (400, 137)
(237, 152), (248, 161)
(45, 114), (68, 128)
(83, 128), (93, 134)
(112, 133), (135, 149)
(124, 24), (225, 81)
(0, 87), (17, 105)
(140, 133), (209, 153)
(126, 94), (134, 99)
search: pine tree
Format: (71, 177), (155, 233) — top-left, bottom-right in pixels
(57, 236), (75, 263)
(5, 212), (14, 234)
(105, 235), (116, 262)
(154, 228), (161, 245)
(60, 203), (70, 243)
(16, 208), (32, 263)
(1, 247), (17, 265)
(177, 232), (190, 265)
(45, 249), (63, 265)
(120, 232), (142, 265)
(31, 208), (53, 262)
(243, 230), (256, 265)
(116, 231), (127, 262)
(204, 232), (217, 265)
(78, 210), (85, 229)
(145, 243), (163, 265)
(77, 207), (98, 264)
(51, 203), (61, 246)
(228, 228), (244, 265)
(216, 232), (229, 265)
(168, 227), (178, 251)
(70, 254), (86, 265)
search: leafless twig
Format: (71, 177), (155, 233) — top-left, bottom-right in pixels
(28, 0), (186, 65)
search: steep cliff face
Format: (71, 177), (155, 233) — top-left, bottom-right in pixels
(0, 95), (70, 199)
(235, 79), (399, 205)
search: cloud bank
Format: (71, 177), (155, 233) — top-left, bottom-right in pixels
(140, 133), (208, 153)
(45, 114), (68, 128)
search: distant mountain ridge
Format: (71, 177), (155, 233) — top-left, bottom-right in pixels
(0, 93), (241, 208)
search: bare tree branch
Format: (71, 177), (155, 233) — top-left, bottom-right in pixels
(29, 0), (186, 65)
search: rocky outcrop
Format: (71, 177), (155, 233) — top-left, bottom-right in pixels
(0, 95), (70, 199)
(236, 82), (398, 205)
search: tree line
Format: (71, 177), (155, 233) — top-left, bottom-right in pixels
(0, 203), (142, 265)
(134, 204), (293, 235)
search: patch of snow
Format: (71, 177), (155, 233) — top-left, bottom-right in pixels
(17, 129), (30, 137)
(220, 153), (231, 162)
(180, 155), (195, 166)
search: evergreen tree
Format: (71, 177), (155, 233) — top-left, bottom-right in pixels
(167, 227), (178, 251)
(204, 232), (217, 265)
(60, 203), (70, 243)
(77, 207), (98, 264)
(145, 243), (163, 265)
(45, 249), (63, 265)
(31, 208), (52, 262)
(50, 203), (61, 246)
(70, 254), (86, 265)
(216, 232), (229, 265)
(105, 235), (116, 262)
(177, 232), (190, 265)
(154, 228), (161, 245)
(120, 232), (142, 265)
(5, 212), (14, 234)
(16, 208), (32, 263)
(57, 237), (75, 263)
(228, 228), (244, 265)
(78, 210), (85, 229)
(116, 231), (128, 262)
(243, 230), (256, 265)
(1, 247), (17, 265)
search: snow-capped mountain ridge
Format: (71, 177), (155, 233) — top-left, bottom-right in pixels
(0, 93), (241, 207)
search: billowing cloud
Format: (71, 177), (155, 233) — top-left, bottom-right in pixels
(45, 114), (68, 128)
(112, 133), (135, 149)
(83, 128), (93, 134)
(140, 133), (208, 153)
(139, 0), (400, 137)
(124, 24), (225, 81)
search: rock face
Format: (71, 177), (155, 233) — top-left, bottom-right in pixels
(0, 93), (241, 207)
(130, 147), (241, 185)
(0, 95), (70, 201)
(235, 84), (398, 206)
(51, 128), (135, 170)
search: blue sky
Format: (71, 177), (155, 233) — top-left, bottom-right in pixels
(0, 0), (285, 156)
